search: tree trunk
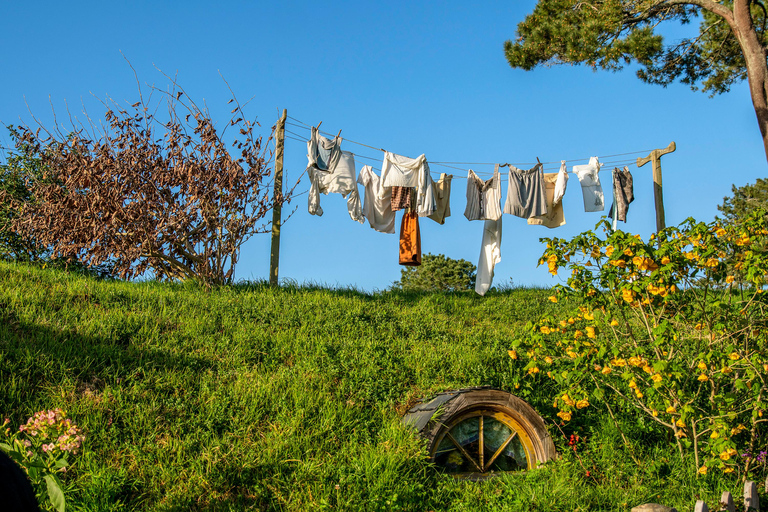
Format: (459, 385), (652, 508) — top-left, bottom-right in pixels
(732, 0), (768, 165)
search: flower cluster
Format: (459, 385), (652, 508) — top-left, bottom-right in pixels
(18, 408), (84, 455)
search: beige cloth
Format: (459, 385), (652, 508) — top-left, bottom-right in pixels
(528, 173), (566, 228)
(427, 173), (452, 224)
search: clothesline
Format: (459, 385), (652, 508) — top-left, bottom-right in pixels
(285, 114), (654, 169)
(284, 131), (638, 177)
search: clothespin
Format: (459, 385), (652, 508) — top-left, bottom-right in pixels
(316, 121), (323, 130)
(536, 157), (542, 165)
(336, 129), (342, 138)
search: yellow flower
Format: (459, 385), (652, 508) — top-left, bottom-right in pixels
(545, 356), (553, 364)
(609, 259), (627, 268)
(557, 411), (572, 421)
(567, 350), (579, 359)
(705, 258), (719, 268)
(652, 409), (658, 417)
(697, 374), (709, 382)
(574, 330), (583, 340)
(730, 424), (747, 435)
(719, 448), (737, 461)
(624, 248), (633, 256)
(562, 394), (575, 406)
(611, 358), (627, 367)
(632, 256), (643, 267)
(728, 352), (740, 361)
(666, 406), (676, 413)
(540, 326), (551, 334)
(710, 431), (719, 439)
(725, 275), (735, 284)
(605, 246), (614, 257)
(635, 390), (643, 398)
(763, 363), (768, 372)
(697, 466), (707, 475)
(651, 374), (662, 383)
(601, 366), (612, 375)
(567, 318), (575, 324)
(576, 399), (589, 409)
(736, 234), (751, 246)
(661, 256), (671, 264)
(642, 365), (653, 374)
(723, 467), (734, 474)
(548, 295), (558, 303)
(697, 361), (707, 371)
(628, 380), (637, 389)
(508, 350), (518, 360)
(610, 318), (619, 327)
(676, 419), (686, 428)
(721, 366), (733, 375)
(622, 289), (635, 303)
(675, 430), (687, 438)
(586, 326), (596, 339)
(715, 227), (726, 237)
(527, 367), (540, 375)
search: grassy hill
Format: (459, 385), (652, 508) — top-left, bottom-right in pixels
(0, 261), (740, 511)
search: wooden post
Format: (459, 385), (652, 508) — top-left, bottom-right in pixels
(694, 500), (709, 512)
(720, 491), (735, 512)
(744, 480), (759, 511)
(269, 109), (287, 287)
(636, 141), (676, 232)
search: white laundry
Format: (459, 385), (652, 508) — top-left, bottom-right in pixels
(357, 165), (396, 234)
(307, 150), (364, 223)
(464, 167), (502, 221)
(475, 217), (502, 296)
(379, 151), (436, 217)
(573, 156), (604, 212)
(553, 160), (569, 206)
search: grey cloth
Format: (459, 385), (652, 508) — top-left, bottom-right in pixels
(503, 163), (548, 218)
(609, 166), (634, 222)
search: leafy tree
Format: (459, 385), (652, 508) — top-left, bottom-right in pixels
(393, 253), (476, 292)
(718, 177), (768, 224)
(505, 1), (768, 163)
(0, 75), (298, 285)
(0, 131), (45, 262)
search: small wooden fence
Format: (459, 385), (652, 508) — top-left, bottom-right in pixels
(635, 478), (768, 512)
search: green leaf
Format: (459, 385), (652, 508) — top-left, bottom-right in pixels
(0, 442), (12, 451)
(45, 474), (66, 512)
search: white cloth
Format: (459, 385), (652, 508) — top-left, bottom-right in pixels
(357, 165), (395, 234)
(573, 156), (604, 212)
(464, 168), (502, 221)
(553, 160), (569, 206)
(475, 217), (502, 296)
(308, 150), (364, 223)
(379, 151), (436, 217)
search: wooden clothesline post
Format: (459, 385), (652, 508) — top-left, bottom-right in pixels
(269, 109), (287, 287)
(636, 141), (676, 232)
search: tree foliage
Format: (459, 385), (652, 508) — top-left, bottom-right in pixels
(0, 75), (298, 285)
(718, 177), (768, 224)
(0, 130), (46, 262)
(505, 1), (768, 162)
(505, 1), (766, 94)
(393, 253), (476, 292)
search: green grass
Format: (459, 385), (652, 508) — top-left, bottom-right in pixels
(0, 261), (744, 511)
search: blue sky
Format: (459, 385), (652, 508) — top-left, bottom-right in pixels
(2, 2), (765, 291)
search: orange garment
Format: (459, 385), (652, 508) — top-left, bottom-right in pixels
(399, 211), (422, 266)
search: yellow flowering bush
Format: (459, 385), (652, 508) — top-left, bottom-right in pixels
(516, 212), (768, 477)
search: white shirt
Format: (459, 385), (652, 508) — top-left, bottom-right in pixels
(573, 156), (604, 212)
(553, 160), (569, 205)
(464, 168), (502, 221)
(357, 165), (395, 234)
(308, 150), (364, 223)
(379, 151), (436, 217)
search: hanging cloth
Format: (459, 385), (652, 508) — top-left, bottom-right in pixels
(427, 173), (453, 225)
(475, 217), (502, 296)
(528, 171), (566, 229)
(390, 186), (412, 212)
(609, 166), (635, 225)
(503, 163), (547, 219)
(553, 160), (569, 206)
(357, 165), (396, 234)
(464, 167), (502, 221)
(573, 156), (605, 212)
(380, 152), (436, 217)
(306, 127), (364, 223)
(399, 211), (422, 266)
